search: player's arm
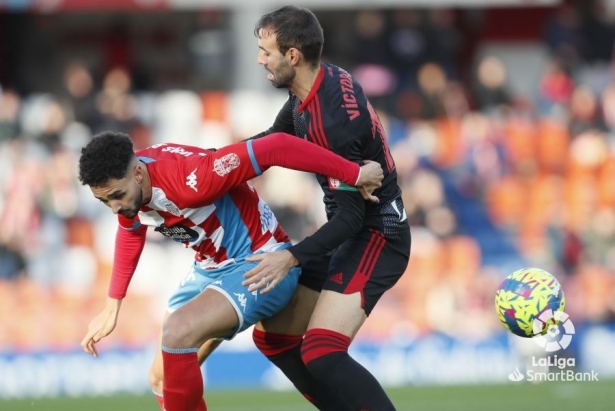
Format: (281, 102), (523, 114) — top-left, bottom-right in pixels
(246, 96), (295, 140)
(290, 189), (364, 266)
(81, 219), (147, 357)
(243, 128), (368, 293)
(190, 132), (379, 204)
(288, 127), (366, 265)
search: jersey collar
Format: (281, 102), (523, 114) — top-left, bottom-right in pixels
(297, 64), (325, 113)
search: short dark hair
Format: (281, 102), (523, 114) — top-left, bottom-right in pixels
(78, 131), (135, 187)
(255, 5), (324, 68)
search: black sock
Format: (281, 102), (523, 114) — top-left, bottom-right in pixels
(301, 328), (396, 411)
(306, 351), (396, 411)
(267, 344), (355, 411)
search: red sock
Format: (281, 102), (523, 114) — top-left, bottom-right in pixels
(153, 392), (165, 411)
(253, 328), (302, 356)
(162, 348), (207, 411)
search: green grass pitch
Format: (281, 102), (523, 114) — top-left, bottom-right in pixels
(3, 381), (614, 411)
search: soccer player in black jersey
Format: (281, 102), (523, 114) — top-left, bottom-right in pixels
(242, 6), (411, 411)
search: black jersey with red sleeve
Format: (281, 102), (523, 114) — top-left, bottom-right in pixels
(251, 62), (404, 266)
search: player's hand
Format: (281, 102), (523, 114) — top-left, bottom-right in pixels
(80, 300), (121, 357)
(243, 250), (298, 294)
(357, 160), (383, 203)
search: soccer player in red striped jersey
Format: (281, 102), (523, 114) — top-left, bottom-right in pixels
(78, 131), (383, 411)
(242, 6), (411, 411)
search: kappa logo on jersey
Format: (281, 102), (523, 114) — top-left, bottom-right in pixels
(234, 292), (248, 312)
(213, 153), (240, 176)
(161, 199), (181, 216)
(155, 224), (199, 242)
(186, 168), (198, 192)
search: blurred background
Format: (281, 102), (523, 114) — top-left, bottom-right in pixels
(2, 0), (615, 407)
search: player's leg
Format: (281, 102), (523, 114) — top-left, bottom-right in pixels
(163, 256), (302, 411)
(255, 258), (354, 411)
(301, 227), (411, 411)
(162, 287), (238, 411)
(159, 262), (231, 411)
(149, 315), (222, 410)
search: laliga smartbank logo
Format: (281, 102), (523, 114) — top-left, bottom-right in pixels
(508, 310), (599, 383)
(532, 309), (575, 352)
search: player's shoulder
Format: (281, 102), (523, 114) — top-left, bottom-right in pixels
(321, 63), (360, 90)
(320, 63), (366, 123)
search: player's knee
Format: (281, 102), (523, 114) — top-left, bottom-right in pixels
(301, 328), (350, 377)
(161, 312), (196, 348)
(148, 365), (163, 393)
(253, 328), (303, 359)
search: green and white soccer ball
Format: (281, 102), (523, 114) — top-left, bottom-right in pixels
(495, 268), (566, 338)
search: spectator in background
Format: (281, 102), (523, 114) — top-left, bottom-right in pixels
(580, 0), (615, 63)
(388, 9), (426, 93)
(94, 67), (141, 136)
(0, 88), (20, 142)
(352, 10), (391, 68)
(416, 62), (448, 119)
(62, 61), (99, 130)
(600, 82), (615, 138)
(424, 9), (462, 78)
(543, 2), (582, 69)
(537, 58), (575, 116)
(568, 84), (606, 137)
(473, 55), (511, 113)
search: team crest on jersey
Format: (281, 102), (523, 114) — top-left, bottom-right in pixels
(161, 199), (181, 216)
(328, 178), (341, 189)
(213, 153), (240, 176)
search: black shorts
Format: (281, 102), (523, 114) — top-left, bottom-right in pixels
(298, 223), (411, 316)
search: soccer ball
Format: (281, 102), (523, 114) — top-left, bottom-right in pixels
(495, 268), (566, 338)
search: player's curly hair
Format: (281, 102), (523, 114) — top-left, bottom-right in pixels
(78, 131), (135, 187)
(255, 5), (323, 69)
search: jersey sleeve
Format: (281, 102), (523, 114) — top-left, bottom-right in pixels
(287, 127), (367, 265)
(247, 96), (295, 140)
(181, 132), (362, 205)
(289, 189), (365, 265)
(108, 220), (147, 299)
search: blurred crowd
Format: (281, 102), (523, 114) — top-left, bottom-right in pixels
(1, 2), (615, 352)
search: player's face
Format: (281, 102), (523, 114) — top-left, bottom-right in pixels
(90, 167), (144, 219)
(257, 30), (296, 89)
